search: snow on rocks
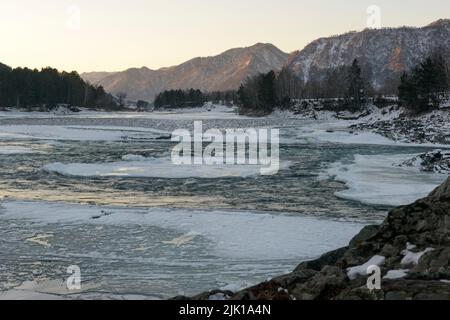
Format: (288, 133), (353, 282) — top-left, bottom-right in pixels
(208, 293), (229, 301)
(383, 269), (409, 280)
(398, 149), (450, 174)
(351, 109), (450, 145)
(346, 255), (386, 280)
(401, 243), (435, 266)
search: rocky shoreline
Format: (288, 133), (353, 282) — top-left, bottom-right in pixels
(277, 101), (450, 146)
(349, 109), (450, 145)
(178, 177), (450, 300)
(398, 150), (450, 174)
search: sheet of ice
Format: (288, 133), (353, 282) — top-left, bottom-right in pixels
(0, 145), (36, 154)
(43, 157), (290, 179)
(0, 125), (169, 141)
(347, 255), (386, 280)
(0, 278), (157, 300)
(0, 289), (64, 300)
(134, 105), (245, 120)
(0, 104), (244, 121)
(285, 127), (397, 146)
(323, 154), (448, 206)
(0, 201), (365, 260)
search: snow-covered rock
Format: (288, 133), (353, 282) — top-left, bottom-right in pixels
(398, 150), (450, 174)
(401, 247), (435, 266)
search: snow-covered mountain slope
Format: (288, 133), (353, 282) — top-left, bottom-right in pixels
(81, 43), (289, 101)
(288, 19), (450, 88)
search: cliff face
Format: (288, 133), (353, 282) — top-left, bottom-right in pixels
(287, 19), (450, 89)
(186, 177), (450, 300)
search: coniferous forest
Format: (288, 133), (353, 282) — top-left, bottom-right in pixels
(153, 88), (237, 109)
(0, 63), (117, 110)
(399, 53), (450, 112)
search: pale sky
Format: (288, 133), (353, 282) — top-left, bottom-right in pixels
(1, 0), (449, 73)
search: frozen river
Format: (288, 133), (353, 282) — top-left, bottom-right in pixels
(0, 107), (446, 299)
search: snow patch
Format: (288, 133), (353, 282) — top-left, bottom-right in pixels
(383, 269), (409, 280)
(220, 282), (248, 293)
(401, 245), (435, 266)
(347, 255), (386, 280)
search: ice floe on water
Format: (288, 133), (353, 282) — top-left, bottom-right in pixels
(0, 125), (169, 141)
(43, 156), (291, 179)
(322, 153), (448, 206)
(0, 201), (364, 260)
(0, 278), (153, 300)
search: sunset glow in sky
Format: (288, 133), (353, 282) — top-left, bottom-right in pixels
(1, 0), (449, 72)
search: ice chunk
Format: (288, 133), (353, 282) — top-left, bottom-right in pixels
(323, 154), (447, 206)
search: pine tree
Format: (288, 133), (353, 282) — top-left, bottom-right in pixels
(398, 53), (449, 112)
(347, 59), (365, 110)
(258, 71), (277, 112)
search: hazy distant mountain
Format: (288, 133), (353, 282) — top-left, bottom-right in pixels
(82, 43), (289, 101)
(287, 19), (450, 89)
(81, 71), (116, 85)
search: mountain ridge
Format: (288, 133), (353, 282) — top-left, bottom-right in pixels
(81, 43), (289, 101)
(287, 19), (450, 89)
(82, 19), (450, 101)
